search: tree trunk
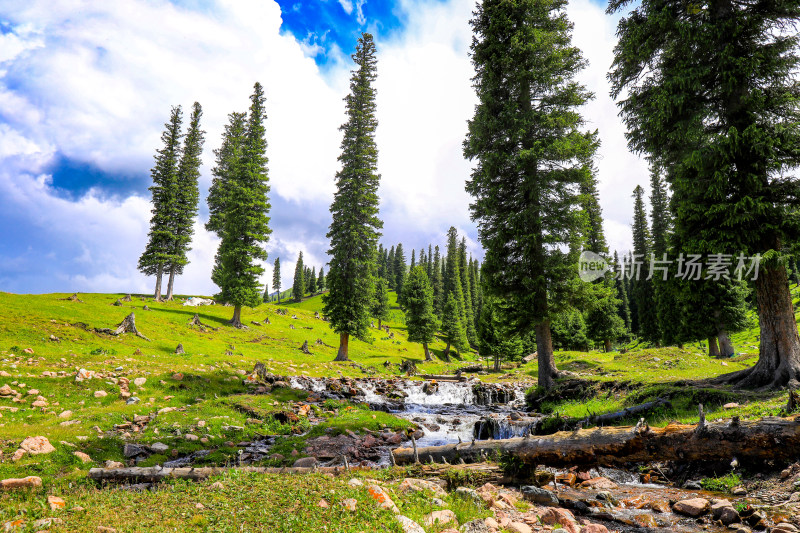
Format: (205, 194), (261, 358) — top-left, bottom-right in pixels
(718, 263), (800, 389)
(334, 332), (350, 361)
(604, 339), (612, 353)
(718, 330), (735, 357)
(708, 336), (720, 358)
(442, 342), (451, 362)
(378, 319), (382, 329)
(393, 416), (800, 466)
(423, 342), (433, 361)
(154, 264), (163, 301)
(493, 354), (500, 372)
(229, 305), (243, 328)
(165, 267), (176, 301)
(536, 320), (557, 391)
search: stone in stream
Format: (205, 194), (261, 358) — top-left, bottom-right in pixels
(521, 485), (559, 506)
(579, 477), (618, 490)
(672, 497), (710, 517)
(710, 499), (741, 525)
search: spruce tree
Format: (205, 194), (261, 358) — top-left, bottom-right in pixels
(377, 244), (386, 279)
(631, 185), (659, 343)
(649, 170), (682, 345)
(427, 245), (434, 280)
(371, 277), (390, 329)
(463, 0), (597, 389)
(165, 102), (205, 300)
(263, 281), (270, 303)
(323, 33), (383, 362)
(292, 252), (305, 303)
(272, 257), (281, 302)
(404, 266), (438, 361)
(609, 0), (800, 387)
(386, 246), (396, 290)
(431, 245), (444, 317)
(206, 82), (271, 327)
(139, 106), (183, 301)
(441, 293), (466, 361)
(394, 243), (407, 303)
(317, 268), (325, 291)
(579, 166), (608, 254)
(443, 227), (469, 349)
(308, 266), (317, 294)
(410, 249), (416, 270)
(459, 238), (478, 346)
(613, 251), (632, 332)
(479, 295), (523, 371)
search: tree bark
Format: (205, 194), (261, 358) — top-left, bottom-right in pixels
(708, 336), (720, 358)
(536, 320), (557, 390)
(154, 264), (163, 301)
(393, 416), (800, 466)
(423, 342), (433, 361)
(718, 264), (800, 389)
(493, 354), (500, 372)
(165, 267), (176, 301)
(229, 305), (244, 328)
(378, 319), (382, 329)
(442, 342), (451, 362)
(334, 332), (350, 361)
(604, 339), (612, 353)
(718, 329), (734, 357)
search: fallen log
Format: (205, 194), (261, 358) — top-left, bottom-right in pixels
(419, 374), (468, 382)
(393, 416), (800, 467)
(582, 398), (671, 426)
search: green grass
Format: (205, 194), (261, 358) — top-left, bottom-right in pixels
(700, 473), (742, 493)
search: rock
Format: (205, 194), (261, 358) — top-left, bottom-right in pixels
(711, 500), (740, 525)
(317, 499), (330, 508)
(150, 442), (169, 453)
(48, 495), (66, 510)
(133, 378), (146, 387)
(73, 451), (92, 463)
(723, 402), (740, 409)
(348, 478), (363, 487)
(209, 481), (224, 490)
(105, 460), (124, 468)
(123, 443), (147, 458)
(0, 476), (42, 490)
(506, 523), (533, 533)
(31, 399), (48, 408)
(26, 389), (39, 395)
(20, 436), (55, 455)
(633, 514), (658, 528)
(184, 433), (199, 441)
(580, 477), (619, 490)
(292, 457), (318, 468)
(126, 396), (140, 405)
(58, 410), (73, 418)
(342, 498), (357, 511)
(396, 516), (426, 533)
(96, 527), (117, 532)
(172, 373), (184, 381)
(773, 524), (800, 533)
(423, 510), (457, 527)
(398, 478), (447, 497)
(455, 487), (482, 506)
(32, 518), (63, 529)
(672, 498), (710, 517)
(93, 390), (108, 398)
(539, 508), (577, 531)
(367, 484), (400, 513)
(460, 520), (492, 533)
(11, 449), (25, 461)
(580, 525), (609, 533)
(744, 510), (766, 528)
(732, 486), (747, 496)
(521, 485), (559, 506)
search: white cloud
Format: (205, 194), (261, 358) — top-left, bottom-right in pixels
(0, 0), (643, 295)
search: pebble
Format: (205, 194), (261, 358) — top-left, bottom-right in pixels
(93, 390), (108, 398)
(133, 378), (146, 387)
(58, 410), (73, 418)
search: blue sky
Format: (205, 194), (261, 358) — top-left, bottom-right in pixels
(0, 0), (646, 295)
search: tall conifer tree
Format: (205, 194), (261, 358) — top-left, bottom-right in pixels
(323, 33), (383, 362)
(292, 252), (305, 303)
(631, 185), (659, 343)
(404, 266), (438, 361)
(165, 102), (205, 300)
(464, 0), (597, 389)
(394, 243), (407, 303)
(139, 106), (183, 301)
(207, 82), (271, 327)
(609, 0), (800, 387)
(272, 257), (281, 302)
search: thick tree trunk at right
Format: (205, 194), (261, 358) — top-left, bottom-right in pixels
(718, 263), (800, 389)
(334, 332), (350, 361)
(154, 264), (163, 301)
(165, 267), (176, 301)
(718, 329), (735, 357)
(536, 320), (556, 391)
(423, 342), (432, 361)
(708, 336), (720, 358)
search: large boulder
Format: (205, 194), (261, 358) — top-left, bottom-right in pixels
(672, 498), (710, 517)
(398, 478), (447, 497)
(521, 485), (559, 506)
(20, 436), (55, 455)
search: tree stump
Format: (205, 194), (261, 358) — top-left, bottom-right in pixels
(95, 313), (151, 341)
(400, 359), (418, 376)
(264, 317), (271, 324)
(175, 343), (185, 355)
(188, 313), (216, 332)
(122, 294), (132, 302)
(143, 305), (151, 311)
(301, 340), (311, 354)
(62, 293), (83, 302)
(112, 299), (123, 306)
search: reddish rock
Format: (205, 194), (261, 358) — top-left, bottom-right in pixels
(20, 436), (55, 455)
(580, 477), (619, 490)
(672, 498), (710, 517)
(398, 478), (447, 497)
(423, 509), (457, 527)
(0, 476), (42, 490)
(367, 484), (399, 513)
(342, 498), (357, 511)
(581, 525), (609, 533)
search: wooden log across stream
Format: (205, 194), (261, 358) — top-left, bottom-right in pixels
(393, 416), (800, 466)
